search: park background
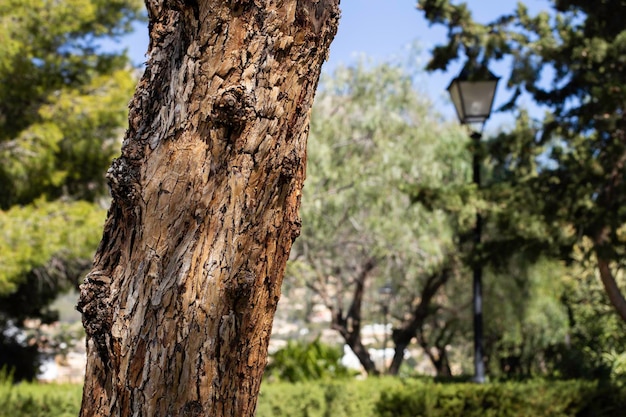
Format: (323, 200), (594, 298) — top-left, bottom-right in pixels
(1, 0), (626, 415)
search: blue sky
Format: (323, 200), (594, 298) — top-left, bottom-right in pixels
(321, 0), (548, 129)
(118, 1), (549, 130)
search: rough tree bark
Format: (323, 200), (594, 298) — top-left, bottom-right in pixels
(77, 1), (340, 416)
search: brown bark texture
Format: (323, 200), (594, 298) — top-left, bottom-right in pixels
(77, 1), (339, 416)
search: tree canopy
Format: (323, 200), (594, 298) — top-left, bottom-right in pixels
(282, 55), (610, 380)
(285, 59), (476, 375)
(0, 0), (142, 380)
(416, 0), (626, 322)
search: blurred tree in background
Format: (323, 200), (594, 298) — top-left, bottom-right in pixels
(417, 0), (626, 322)
(285, 0), (626, 381)
(415, 0), (626, 379)
(2, 0), (625, 386)
(285, 60), (474, 376)
(0, 0), (142, 380)
(293, 59), (576, 379)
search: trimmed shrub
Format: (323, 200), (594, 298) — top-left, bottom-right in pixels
(256, 378), (406, 417)
(375, 379), (626, 417)
(0, 380), (82, 417)
(1, 377), (624, 417)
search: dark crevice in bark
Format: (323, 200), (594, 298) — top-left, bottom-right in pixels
(295, 0), (340, 35)
(211, 86), (256, 132)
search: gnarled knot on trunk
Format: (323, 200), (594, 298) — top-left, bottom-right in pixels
(211, 86), (256, 130)
(77, 272), (113, 363)
(225, 270), (256, 310)
(106, 157), (141, 207)
(279, 150), (300, 184)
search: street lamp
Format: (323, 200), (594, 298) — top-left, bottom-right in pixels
(447, 61), (499, 127)
(447, 60), (499, 384)
(379, 281), (393, 374)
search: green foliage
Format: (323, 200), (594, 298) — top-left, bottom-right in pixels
(300, 59), (469, 275)
(0, 0), (142, 207)
(0, 377), (405, 417)
(287, 59), (471, 373)
(265, 339), (355, 383)
(416, 0), (626, 320)
(478, 258), (566, 378)
(544, 240), (626, 381)
(0, 0), (141, 380)
(257, 378), (406, 417)
(0, 200), (105, 379)
(0, 0), (142, 144)
(376, 379), (626, 417)
(0, 375), (82, 417)
(0, 0), (140, 289)
(0, 69), (137, 205)
(0, 200), (106, 295)
(1, 377), (625, 417)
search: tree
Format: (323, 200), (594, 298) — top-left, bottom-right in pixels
(0, 0), (142, 380)
(287, 60), (472, 376)
(417, 0), (626, 323)
(547, 238), (626, 381)
(76, 1), (340, 416)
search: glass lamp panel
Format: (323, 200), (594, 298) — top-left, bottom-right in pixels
(448, 81), (465, 124)
(458, 80), (498, 124)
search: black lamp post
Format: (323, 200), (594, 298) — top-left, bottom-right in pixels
(447, 60), (499, 383)
(379, 281), (393, 374)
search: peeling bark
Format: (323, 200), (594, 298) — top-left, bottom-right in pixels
(77, 1), (340, 416)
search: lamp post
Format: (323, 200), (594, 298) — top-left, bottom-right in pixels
(379, 281), (393, 374)
(447, 60), (499, 383)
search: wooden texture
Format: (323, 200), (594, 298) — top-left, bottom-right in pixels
(77, 1), (340, 416)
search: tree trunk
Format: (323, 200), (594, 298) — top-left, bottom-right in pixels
(596, 255), (626, 323)
(388, 267), (451, 375)
(77, 2), (339, 416)
(594, 227), (626, 323)
(329, 258), (379, 375)
(416, 330), (452, 378)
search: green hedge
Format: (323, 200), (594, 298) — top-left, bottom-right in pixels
(256, 378), (405, 417)
(1, 378), (625, 417)
(0, 381), (82, 417)
(375, 379), (626, 417)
